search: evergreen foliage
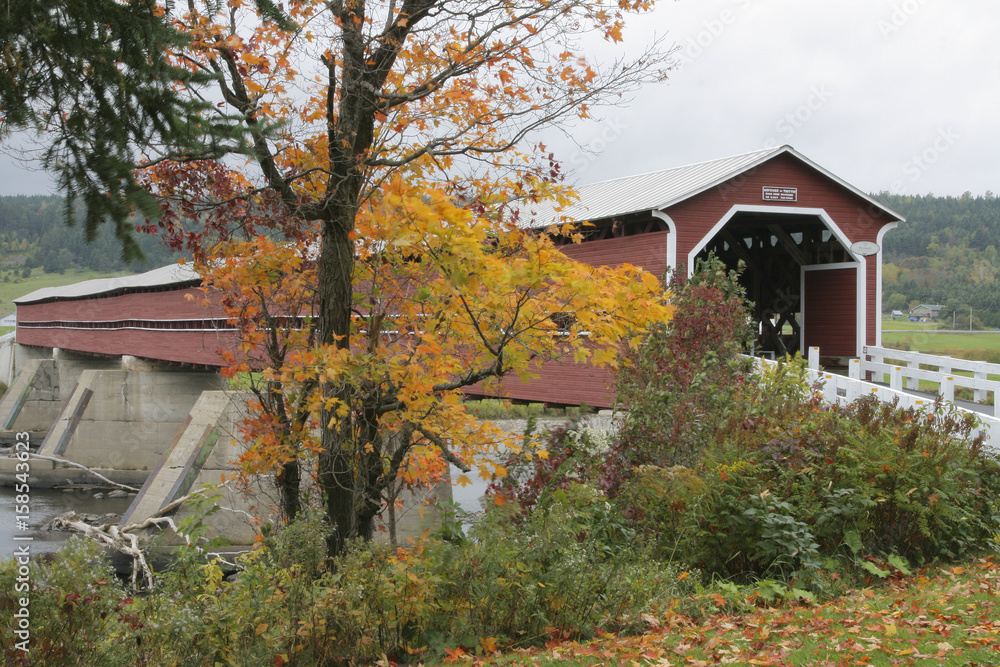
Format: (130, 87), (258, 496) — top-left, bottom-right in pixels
(0, 0), (246, 260)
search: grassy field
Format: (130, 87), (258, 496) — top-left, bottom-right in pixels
(881, 318), (944, 332)
(0, 268), (132, 317)
(880, 318), (1000, 362)
(431, 556), (1000, 666)
(881, 332), (1000, 358)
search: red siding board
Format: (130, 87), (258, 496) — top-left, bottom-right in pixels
(18, 288), (226, 322)
(803, 268), (857, 357)
(16, 287), (232, 366)
(465, 233), (667, 407)
(559, 231), (669, 278)
(466, 360), (616, 409)
(15, 326), (230, 366)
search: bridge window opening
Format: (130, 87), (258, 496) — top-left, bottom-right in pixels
(695, 211), (852, 359)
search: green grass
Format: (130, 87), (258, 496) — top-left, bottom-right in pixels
(882, 331), (1000, 354)
(880, 318), (1000, 366)
(0, 268), (133, 317)
(881, 317), (943, 331)
(426, 556), (1000, 666)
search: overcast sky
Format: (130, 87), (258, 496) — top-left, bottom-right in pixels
(545, 0), (1000, 198)
(1, 0), (996, 199)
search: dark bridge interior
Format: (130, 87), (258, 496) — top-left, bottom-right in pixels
(696, 211), (854, 358)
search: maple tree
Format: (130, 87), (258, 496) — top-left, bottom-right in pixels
(128, 0), (675, 556)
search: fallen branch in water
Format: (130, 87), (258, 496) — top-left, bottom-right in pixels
(49, 483), (248, 590)
(50, 513), (179, 590)
(29, 453), (141, 493)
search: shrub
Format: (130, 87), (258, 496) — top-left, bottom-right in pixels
(0, 538), (139, 666)
(419, 483), (696, 650)
(486, 417), (611, 514)
(670, 390), (1000, 583)
(8, 484), (692, 665)
(615, 254), (754, 469)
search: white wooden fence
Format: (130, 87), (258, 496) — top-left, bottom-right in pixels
(858, 345), (1000, 416)
(752, 347), (1000, 448)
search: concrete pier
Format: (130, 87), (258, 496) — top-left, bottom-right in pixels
(0, 345), (224, 487)
(0, 343), (453, 547)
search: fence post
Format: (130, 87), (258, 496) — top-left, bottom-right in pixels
(849, 358), (861, 381)
(941, 376), (954, 404)
(823, 373), (838, 404)
(907, 360), (920, 390)
(890, 366), (902, 392)
(808, 346), (820, 371)
(975, 369), (987, 403)
(846, 378), (861, 401)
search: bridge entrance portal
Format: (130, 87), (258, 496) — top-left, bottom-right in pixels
(694, 210), (858, 360)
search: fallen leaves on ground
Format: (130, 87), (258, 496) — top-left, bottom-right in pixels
(430, 556), (1000, 666)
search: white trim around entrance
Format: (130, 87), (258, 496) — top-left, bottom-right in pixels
(875, 222), (899, 347)
(650, 210), (677, 279)
(687, 204), (866, 358)
(687, 205), (862, 274)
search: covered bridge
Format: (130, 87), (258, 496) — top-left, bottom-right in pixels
(473, 145), (904, 407)
(13, 145), (904, 409)
(13, 264), (231, 367)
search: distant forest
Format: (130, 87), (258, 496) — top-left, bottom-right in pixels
(0, 195), (182, 278)
(1, 191), (999, 327)
(878, 191), (1000, 328)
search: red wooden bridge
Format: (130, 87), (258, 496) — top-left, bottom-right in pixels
(12, 145), (904, 409)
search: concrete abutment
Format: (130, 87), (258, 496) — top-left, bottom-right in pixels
(0, 344), (449, 546)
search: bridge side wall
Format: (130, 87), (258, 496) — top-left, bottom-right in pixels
(464, 232), (669, 408)
(15, 287), (232, 366)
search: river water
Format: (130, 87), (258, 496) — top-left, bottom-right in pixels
(0, 486), (134, 560)
(0, 417), (597, 561)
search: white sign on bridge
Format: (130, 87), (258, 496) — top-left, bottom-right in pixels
(762, 186), (798, 202)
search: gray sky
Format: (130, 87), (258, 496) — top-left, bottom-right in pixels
(546, 0), (1000, 197)
(1, 0), (996, 199)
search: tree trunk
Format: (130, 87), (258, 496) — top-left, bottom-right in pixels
(316, 205), (360, 557)
(276, 458), (300, 521)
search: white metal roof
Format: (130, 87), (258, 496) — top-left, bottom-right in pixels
(14, 263), (200, 304)
(516, 145), (904, 228)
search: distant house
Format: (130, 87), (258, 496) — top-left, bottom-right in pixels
(0, 312), (15, 328)
(890, 310), (904, 320)
(909, 304), (945, 320)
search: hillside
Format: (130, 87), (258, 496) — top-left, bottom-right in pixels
(878, 191), (1000, 327)
(0, 195), (182, 279)
(0, 195), (186, 318)
(0, 268), (142, 318)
